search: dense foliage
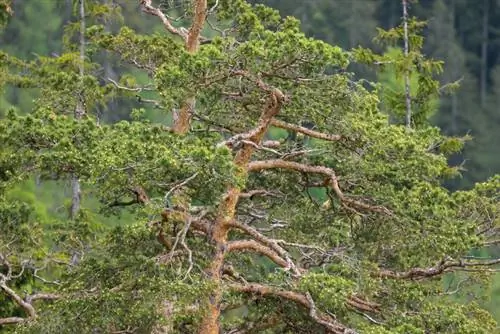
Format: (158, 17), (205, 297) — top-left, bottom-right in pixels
(1, 1), (499, 333)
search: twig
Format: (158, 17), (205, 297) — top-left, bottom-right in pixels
(164, 172), (199, 208)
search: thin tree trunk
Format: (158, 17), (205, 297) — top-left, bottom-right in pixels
(172, 0), (207, 134)
(402, 0), (412, 128)
(450, 0), (458, 134)
(480, 0), (489, 108)
(70, 0), (85, 219)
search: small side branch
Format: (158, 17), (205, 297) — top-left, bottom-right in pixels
(270, 119), (342, 142)
(378, 257), (500, 279)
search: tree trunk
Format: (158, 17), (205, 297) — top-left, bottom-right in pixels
(70, 0), (85, 219)
(480, 0), (489, 108)
(402, 0), (412, 128)
(198, 91), (285, 334)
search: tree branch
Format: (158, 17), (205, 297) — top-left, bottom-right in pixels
(139, 0), (188, 42)
(0, 317), (26, 325)
(247, 159), (391, 215)
(228, 221), (301, 276)
(270, 119), (342, 142)
(0, 282), (36, 319)
(378, 257), (500, 279)
(228, 283), (355, 334)
(227, 240), (289, 268)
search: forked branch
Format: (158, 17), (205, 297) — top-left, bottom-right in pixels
(228, 220), (301, 276)
(227, 240), (289, 268)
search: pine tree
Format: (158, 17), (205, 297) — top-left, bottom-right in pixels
(1, 1), (499, 333)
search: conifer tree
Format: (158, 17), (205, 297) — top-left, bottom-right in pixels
(0, 1), (499, 333)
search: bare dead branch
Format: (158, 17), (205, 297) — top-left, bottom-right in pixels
(262, 140), (281, 148)
(163, 172), (198, 208)
(26, 293), (60, 303)
(180, 217), (194, 279)
(139, 0), (188, 42)
(107, 77), (154, 92)
(239, 189), (283, 199)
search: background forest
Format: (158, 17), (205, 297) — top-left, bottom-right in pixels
(1, 0), (500, 333)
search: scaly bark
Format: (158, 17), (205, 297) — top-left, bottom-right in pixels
(174, 0), (207, 134)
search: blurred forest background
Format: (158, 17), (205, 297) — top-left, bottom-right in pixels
(1, 0), (499, 323)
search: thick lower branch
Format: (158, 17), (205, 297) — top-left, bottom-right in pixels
(0, 282), (36, 319)
(0, 317), (25, 325)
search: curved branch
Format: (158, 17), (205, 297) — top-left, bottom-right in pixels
(247, 159), (391, 215)
(0, 317), (25, 325)
(139, 0), (188, 42)
(0, 282), (36, 319)
(228, 283), (355, 334)
(227, 240), (289, 268)
(270, 119), (342, 142)
(228, 221), (301, 276)
(26, 293), (60, 303)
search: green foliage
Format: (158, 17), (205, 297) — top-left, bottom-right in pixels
(1, 1), (499, 333)
(0, 0), (12, 29)
(353, 18), (446, 127)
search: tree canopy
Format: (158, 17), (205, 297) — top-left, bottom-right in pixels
(0, 1), (499, 333)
